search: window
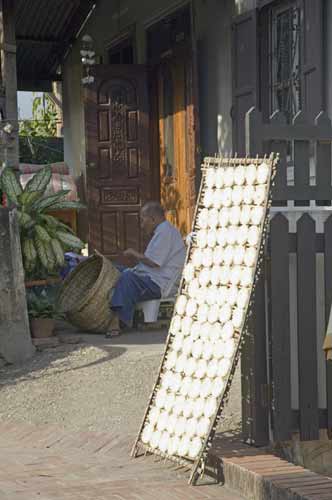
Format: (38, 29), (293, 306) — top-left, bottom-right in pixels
(108, 38), (134, 64)
(146, 6), (191, 63)
(269, 3), (302, 122)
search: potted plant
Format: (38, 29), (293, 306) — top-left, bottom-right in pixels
(27, 289), (59, 338)
(0, 166), (85, 284)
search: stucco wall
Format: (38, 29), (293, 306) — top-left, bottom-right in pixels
(62, 0), (258, 176)
(234, 0), (257, 14)
(325, 0), (332, 119)
(62, 45), (86, 178)
(196, 0), (235, 156)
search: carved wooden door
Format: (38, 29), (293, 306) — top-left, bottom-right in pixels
(157, 48), (197, 236)
(85, 65), (151, 261)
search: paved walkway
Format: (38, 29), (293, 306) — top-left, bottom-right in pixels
(0, 324), (241, 437)
(0, 422), (244, 499)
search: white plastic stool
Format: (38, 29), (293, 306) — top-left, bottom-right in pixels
(136, 268), (182, 323)
(139, 299), (163, 323)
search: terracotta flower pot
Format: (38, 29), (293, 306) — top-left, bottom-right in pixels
(25, 277), (61, 289)
(30, 318), (55, 338)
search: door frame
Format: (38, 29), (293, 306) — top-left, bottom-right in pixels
(145, 2), (200, 233)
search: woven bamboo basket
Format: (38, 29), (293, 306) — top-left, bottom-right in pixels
(57, 254), (120, 333)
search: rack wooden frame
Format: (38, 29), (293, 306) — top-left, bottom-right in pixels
(131, 154), (278, 485)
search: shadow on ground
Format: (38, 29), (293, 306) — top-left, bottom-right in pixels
(204, 429), (246, 486)
(0, 342), (126, 388)
(212, 429), (245, 452)
(0, 321), (168, 389)
(57, 320), (169, 348)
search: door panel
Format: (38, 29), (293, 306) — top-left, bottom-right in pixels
(85, 65), (152, 261)
(146, 5), (198, 237)
(158, 50), (197, 236)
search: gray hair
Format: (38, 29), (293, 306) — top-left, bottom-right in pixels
(142, 201), (165, 218)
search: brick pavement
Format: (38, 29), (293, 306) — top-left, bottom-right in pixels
(0, 422), (244, 500)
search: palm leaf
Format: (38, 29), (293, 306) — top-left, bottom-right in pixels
(46, 200), (85, 211)
(23, 166), (52, 195)
(1, 167), (23, 203)
(38, 214), (75, 234)
(56, 231), (85, 249)
(55, 220), (75, 234)
(18, 190), (44, 207)
(38, 214), (59, 227)
(17, 210), (35, 229)
(31, 190), (70, 212)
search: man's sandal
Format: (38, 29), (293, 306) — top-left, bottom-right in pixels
(105, 329), (121, 338)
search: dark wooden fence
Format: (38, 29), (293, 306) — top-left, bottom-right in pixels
(242, 107), (332, 444)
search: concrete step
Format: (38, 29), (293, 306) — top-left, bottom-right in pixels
(209, 434), (332, 500)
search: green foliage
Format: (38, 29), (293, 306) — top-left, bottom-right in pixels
(27, 289), (59, 319)
(23, 165), (52, 193)
(1, 166), (23, 203)
(19, 94), (62, 164)
(0, 166), (86, 280)
(19, 94), (58, 138)
(19, 136), (63, 164)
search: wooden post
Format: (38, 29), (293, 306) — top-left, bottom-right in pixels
(270, 214), (292, 441)
(297, 214), (319, 440)
(0, 208), (35, 363)
(0, 0), (19, 168)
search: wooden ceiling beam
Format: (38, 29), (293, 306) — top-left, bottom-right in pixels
(18, 76), (62, 92)
(16, 36), (62, 46)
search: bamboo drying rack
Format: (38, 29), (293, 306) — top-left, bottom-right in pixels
(131, 154), (279, 485)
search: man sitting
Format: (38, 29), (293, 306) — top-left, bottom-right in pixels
(107, 202), (186, 337)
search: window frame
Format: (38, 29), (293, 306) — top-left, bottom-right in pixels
(104, 24), (137, 65)
(269, 0), (302, 121)
(260, 0), (303, 122)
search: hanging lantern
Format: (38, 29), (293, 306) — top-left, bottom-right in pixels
(80, 34), (96, 85)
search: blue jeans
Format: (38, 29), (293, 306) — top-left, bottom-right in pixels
(110, 267), (161, 326)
